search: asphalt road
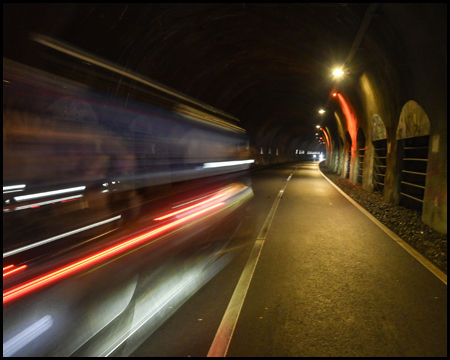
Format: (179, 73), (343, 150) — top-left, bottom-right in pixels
(131, 162), (447, 357)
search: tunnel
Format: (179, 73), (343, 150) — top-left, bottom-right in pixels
(4, 3), (447, 232)
(3, 3), (447, 357)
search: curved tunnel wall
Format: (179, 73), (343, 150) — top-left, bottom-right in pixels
(323, 4), (446, 233)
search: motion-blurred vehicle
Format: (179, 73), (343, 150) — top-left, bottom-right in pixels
(3, 35), (253, 356)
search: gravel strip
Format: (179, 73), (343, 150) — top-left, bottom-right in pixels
(319, 162), (447, 273)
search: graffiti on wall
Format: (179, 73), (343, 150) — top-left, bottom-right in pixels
(396, 100), (430, 139)
(371, 114), (387, 141)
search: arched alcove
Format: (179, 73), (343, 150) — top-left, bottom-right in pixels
(344, 131), (352, 179)
(397, 101), (430, 140)
(396, 101), (431, 210)
(371, 114), (387, 193)
(331, 137), (340, 173)
(338, 137), (345, 176)
(356, 128), (366, 184)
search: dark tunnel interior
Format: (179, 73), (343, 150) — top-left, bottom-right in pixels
(4, 3), (447, 232)
(2, 4), (386, 150)
(3, 3), (447, 229)
(2, 4), (447, 357)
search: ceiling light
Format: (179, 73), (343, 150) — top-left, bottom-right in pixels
(332, 69), (344, 77)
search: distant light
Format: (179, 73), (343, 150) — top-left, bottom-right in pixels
(316, 125), (320, 128)
(332, 69), (344, 77)
(332, 93), (337, 97)
(318, 109), (325, 114)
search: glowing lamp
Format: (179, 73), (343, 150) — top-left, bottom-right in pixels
(332, 69), (344, 77)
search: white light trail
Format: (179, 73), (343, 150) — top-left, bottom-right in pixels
(3, 215), (121, 258)
(3, 184), (26, 192)
(5, 195), (83, 212)
(14, 186), (86, 202)
(203, 159), (255, 168)
(3, 315), (53, 357)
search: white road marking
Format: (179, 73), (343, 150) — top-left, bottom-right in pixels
(207, 168), (296, 357)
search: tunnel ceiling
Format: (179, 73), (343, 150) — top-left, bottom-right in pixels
(4, 3), (371, 148)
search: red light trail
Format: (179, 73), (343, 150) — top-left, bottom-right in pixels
(3, 202), (225, 305)
(3, 265), (27, 278)
(154, 191), (228, 221)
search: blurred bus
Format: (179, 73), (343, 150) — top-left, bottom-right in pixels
(3, 35), (253, 357)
